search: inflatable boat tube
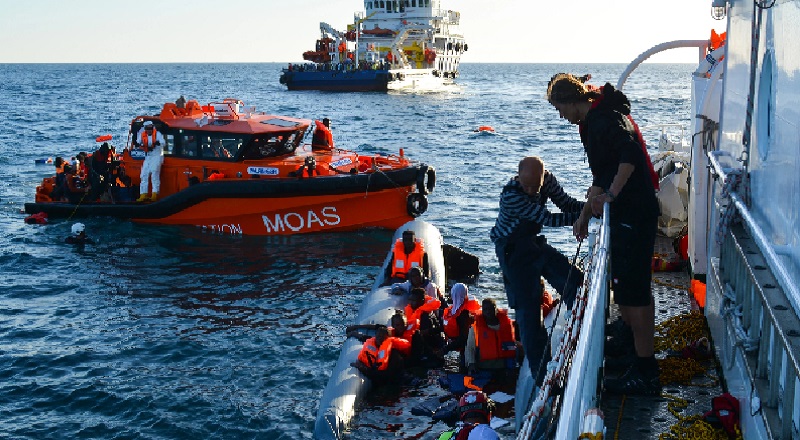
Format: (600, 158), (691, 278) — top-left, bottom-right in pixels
(313, 219), (446, 440)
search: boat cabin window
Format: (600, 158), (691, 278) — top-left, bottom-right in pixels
(242, 131), (301, 159)
(199, 136), (242, 160)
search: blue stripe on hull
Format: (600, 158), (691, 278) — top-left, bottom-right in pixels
(280, 70), (390, 92)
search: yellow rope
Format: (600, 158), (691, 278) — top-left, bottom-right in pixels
(613, 395), (626, 440)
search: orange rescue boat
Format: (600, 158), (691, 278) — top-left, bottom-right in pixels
(25, 98), (435, 236)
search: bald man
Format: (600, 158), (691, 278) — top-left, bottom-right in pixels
(489, 156), (584, 385)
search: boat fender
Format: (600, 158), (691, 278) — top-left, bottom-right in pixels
(416, 165), (436, 195)
(407, 193), (428, 218)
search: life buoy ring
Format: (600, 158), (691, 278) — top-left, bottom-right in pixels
(416, 164), (436, 195)
(407, 192), (428, 218)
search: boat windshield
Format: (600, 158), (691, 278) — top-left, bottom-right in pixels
(170, 132), (249, 161)
(242, 131), (303, 159)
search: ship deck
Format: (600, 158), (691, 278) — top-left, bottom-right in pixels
(600, 235), (724, 439)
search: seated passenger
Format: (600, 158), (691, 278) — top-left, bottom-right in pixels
(390, 266), (443, 307)
(465, 298), (519, 375)
(50, 157), (69, 201)
(404, 287), (445, 364)
(350, 325), (409, 386)
(386, 230), (429, 282)
(63, 164), (90, 204)
(442, 283), (481, 356)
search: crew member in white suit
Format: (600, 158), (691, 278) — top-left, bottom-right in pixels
(136, 122), (166, 202)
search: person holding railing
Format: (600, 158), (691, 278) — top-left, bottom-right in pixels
(489, 156), (584, 387)
(547, 73), (661, 396)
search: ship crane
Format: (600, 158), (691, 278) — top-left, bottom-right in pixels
(389, 25), (431, 68)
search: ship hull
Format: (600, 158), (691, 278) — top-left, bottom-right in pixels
(280, 69), (390, 92)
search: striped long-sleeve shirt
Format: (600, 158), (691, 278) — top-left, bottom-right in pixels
(490, 170), (584, 242)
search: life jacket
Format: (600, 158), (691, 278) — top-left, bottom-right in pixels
(404, 294), (441, 324)
(473, 310), (516, 362)
(388, 326), (414, 356)
(357, 336), (410, 370)
(311, 120), (334, 150)
(140, 129), (159, 153)
(391, 238), (425, 279)
(442, 298), (481, 339)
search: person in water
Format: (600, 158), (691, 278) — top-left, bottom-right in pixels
(547, 73), (661, 395)
(65, 223), (93, 245)
(490, 156), (584, 386)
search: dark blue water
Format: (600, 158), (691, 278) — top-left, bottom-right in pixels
(0, 63), (693, 439)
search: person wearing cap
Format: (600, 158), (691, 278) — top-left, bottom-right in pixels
(65, 223), (94, 245)
(437, 390), (499, 440)
(136, 122), (166, 202)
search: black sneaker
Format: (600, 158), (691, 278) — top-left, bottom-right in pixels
(604, 367), (661, 396)
(604, 353), (636, 371)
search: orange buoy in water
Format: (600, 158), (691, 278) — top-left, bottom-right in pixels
(96, 134), (113, 142)
(475, 125), (495, 133)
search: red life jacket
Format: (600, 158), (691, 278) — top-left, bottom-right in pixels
(473, 310), (516, 362)
(391, 239), (425, 279)
(442, 298), (481, 339)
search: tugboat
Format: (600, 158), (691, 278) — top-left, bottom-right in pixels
(25, 97), (435, 236)
(279, 0), (467, 92)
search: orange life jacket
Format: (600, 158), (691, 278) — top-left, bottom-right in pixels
(473, 310), (516, 362)
(388, 326), (415, 356)
(357, 336), (410, 370)
(311, 120), (334, 150)
(391, 239), (425, 279)
(404, 294), (441, 324)
(442, 298), (481, 339)
(140, 129), (159, 152)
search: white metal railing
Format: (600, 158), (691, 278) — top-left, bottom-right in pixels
(708, 149), (800, 440)
(518, 203), (610, 439)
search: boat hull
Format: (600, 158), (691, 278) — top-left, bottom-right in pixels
(24, 167), (428, 236)
(280, 69), (390, 92)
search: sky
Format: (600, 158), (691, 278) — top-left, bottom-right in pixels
(0, 0), (725, 64)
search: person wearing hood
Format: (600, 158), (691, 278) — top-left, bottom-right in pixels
(547, 73), (661, 396)
(442, 283), (480, 356)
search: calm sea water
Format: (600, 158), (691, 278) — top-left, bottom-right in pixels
(0, 63), (693, 439)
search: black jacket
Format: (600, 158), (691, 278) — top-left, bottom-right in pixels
(581, 84), (659, 222)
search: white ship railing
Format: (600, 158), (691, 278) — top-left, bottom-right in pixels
(554, 204), (609, 439)
(708, 150), (800, 440)
(518, 204), (610, 439)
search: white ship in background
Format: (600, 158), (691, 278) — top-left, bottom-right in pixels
(280, 0), (467, 92)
